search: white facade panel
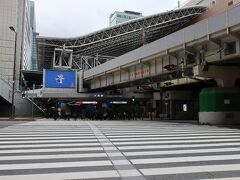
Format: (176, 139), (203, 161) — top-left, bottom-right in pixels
(194, 20), (208, 39)
(208, 13), (227, 34)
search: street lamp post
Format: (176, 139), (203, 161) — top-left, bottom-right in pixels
(9, 26), (17, 120)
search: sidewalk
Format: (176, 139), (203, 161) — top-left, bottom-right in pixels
(0, 117), (36, 121)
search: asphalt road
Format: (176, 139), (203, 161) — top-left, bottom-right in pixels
(0, 121), (29, 128)
(0, 120), (240, 180)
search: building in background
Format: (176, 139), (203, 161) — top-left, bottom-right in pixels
(109, 10), (143, 26)
(183, 0), (240, 8)
(0, 0), (26, 86)
(22, 0), (33, 71)
(183, 0), (240, 22)
(0, 0), (38, 117)
(29, 1), (39, 70)
(0, 0), (34, 85)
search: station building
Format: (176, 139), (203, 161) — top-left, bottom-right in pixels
(1, 0), (240, 124)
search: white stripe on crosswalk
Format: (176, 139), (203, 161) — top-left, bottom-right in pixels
(0, 170), (120, 180)
(201, 178), (240, 180)
(0, 136), (97, 140)
(119, 142), (240, 150)
(0, 160), (112, 170)
(0, 147), (103, 154)
(105, 129), (240, 134)
(0, 153), (111, 161)
(131, 154), (240, 165)
(123, 147), (240, 156)
(110, 135), (240, 142)
(107, 132), (240, 138)
(0, 142), (112, 149)
(140, 164), (240, 176)
(0, 139), (100, 144)
(114, 138), (240, 145)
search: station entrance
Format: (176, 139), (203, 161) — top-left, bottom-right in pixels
(43, 98), (145, 120)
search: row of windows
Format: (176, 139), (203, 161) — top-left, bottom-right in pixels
(116, 14), (138, 20)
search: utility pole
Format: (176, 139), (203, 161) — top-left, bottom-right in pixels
(9, 26), (17, 120)
(32, 84), (35, 119)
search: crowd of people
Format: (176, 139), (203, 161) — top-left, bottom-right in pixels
(44, 107), (146, 120)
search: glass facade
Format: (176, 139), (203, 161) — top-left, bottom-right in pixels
(29, 1), (38, 70)
(31, 32), (39, 70)
(109, 11), (143, 27)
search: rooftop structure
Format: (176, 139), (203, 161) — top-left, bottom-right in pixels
(37, 6), (207, 71)
(109, 10), (143, 26)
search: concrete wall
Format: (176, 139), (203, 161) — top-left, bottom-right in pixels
(199, 112), (240, 124)
(0, 87), (42, 117)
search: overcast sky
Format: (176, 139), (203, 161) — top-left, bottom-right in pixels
(32, 0), (186, 38)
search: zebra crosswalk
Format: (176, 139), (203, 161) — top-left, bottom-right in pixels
(0, 120), (240, 179)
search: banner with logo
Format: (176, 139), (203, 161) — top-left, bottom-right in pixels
(44, 69), (76, 88)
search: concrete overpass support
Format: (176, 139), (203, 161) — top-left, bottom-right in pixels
(194, 65), (240, 124)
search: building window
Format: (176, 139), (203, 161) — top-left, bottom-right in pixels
(210, 0), (216, 7)
(228, 1), (233, 6)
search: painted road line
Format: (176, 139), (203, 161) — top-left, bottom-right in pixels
(0, 142), (113, 149)
(0, 139), (100, 145)
(140, 164), (240, 176)
(0, 147), (104, 154)
(0, 160), (112, 170)
(131, 154), (240, 165)
(114, 138), (240, 145)
(123, 147), (240, 156)
(0, 169), (148, 180)
(118, 142), (240, 150)
(200, 178), (240, 180)
(0, 170), (120, 180)
(107, 132), (240, 138)
(0, 136), (97, 140)
(0, 153), (111, 161)
(110, 135), (240, 142)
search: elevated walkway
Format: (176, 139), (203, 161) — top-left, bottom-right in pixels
(84, 4), (240, 89)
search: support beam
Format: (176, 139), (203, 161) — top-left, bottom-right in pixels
(207, 34), (221, 47)
(228, 30), (240, 41)
(166, 49), (178, 59)
(139, 59), (150, 67)
(183, 44), (196, 56)
(119, 66), (122, 82)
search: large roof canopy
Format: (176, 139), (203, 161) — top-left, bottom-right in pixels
(37, 6), (207, 69)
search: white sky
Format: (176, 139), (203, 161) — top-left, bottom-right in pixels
(32, 0), (187, 38)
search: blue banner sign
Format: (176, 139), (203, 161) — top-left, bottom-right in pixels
(45, 70), (76, 88)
